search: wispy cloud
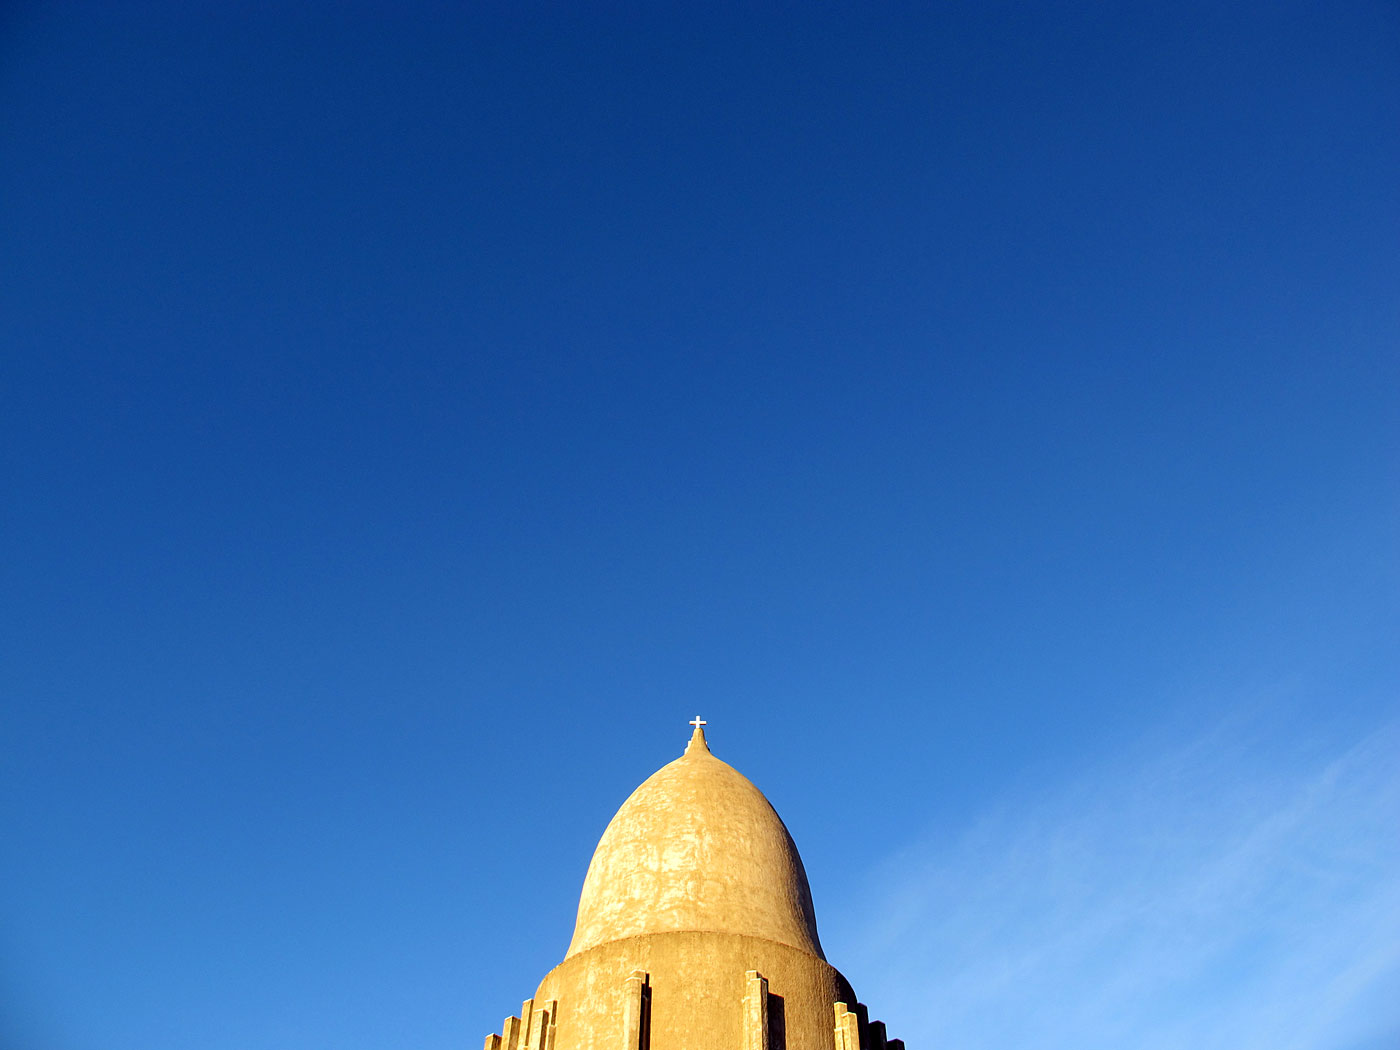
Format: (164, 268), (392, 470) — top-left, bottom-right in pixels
(838, 715), (1400, 1050)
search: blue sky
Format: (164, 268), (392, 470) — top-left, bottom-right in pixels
(2, 3), (1396, 1049)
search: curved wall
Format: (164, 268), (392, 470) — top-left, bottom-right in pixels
(539, 931), (856, 1050)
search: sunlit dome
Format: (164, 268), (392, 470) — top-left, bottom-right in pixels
(564, 722), (825, 960)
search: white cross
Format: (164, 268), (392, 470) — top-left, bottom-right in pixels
(690, 716), (707, 729)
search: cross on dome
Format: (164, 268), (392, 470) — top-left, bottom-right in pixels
(684, 716), (711, 756)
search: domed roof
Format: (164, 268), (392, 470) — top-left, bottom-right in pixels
(565, 722), (825, 960)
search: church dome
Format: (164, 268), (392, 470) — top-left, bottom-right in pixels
(564, 723), (825, 960)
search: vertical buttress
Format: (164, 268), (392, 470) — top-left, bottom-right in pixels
(743, 971), (769, 1050)
(623, 971), (651, 1050)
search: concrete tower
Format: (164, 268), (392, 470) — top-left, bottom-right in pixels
(482, 721), (903, 1050)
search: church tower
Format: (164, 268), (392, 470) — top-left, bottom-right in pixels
(482, 720), (904, 1050)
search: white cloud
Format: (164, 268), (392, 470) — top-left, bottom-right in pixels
(837, 716), (1400, 1050)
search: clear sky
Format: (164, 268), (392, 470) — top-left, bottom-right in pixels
(2, 4), (1396, 1049)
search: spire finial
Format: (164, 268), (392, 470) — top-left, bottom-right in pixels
(685, 715), (710, 755)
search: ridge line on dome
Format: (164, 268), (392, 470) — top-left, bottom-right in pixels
(556, 928), (831, 967)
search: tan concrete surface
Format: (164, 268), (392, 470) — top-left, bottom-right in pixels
(566, 725), (823, 961)
(482, 723), (902, 1050)
(537, 931), (855, 1050)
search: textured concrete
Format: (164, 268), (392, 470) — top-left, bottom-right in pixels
(566, 726), (823, 961)
(482, 724), (902, 1050)
(536, 930), (855, 1050)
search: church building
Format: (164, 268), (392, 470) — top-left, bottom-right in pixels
(482, 719), (904, 1050)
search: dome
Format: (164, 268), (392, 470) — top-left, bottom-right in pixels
(564, 723), (825, 960)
